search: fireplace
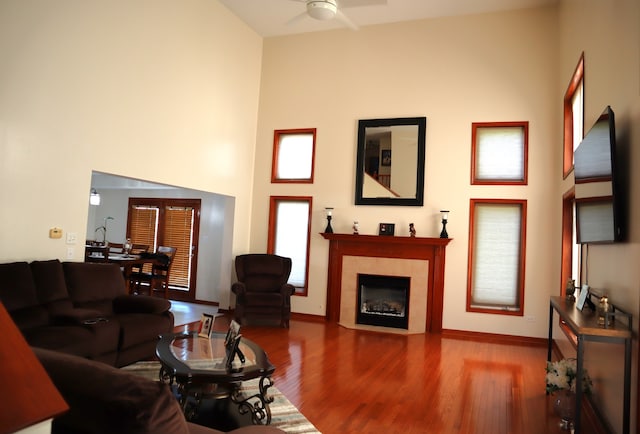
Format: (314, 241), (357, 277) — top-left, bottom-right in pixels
(357, 274), (409, 329)
(321, 233), (451, 333)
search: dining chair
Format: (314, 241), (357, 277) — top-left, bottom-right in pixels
(108, 242), (149, 255)
(129, 246), (177, 299)
(84, 245), (110, 263)
(131, 244), (149, 254)
(108, 243), (124, 254)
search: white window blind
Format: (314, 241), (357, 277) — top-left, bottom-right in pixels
(469, 201), (525, 311)
(274, 131), (315, 180)
(572, 202), (581, 284)
(272, 199), (311, 290)
(475, 125), (526, 181)
(572, 79), (584, 152)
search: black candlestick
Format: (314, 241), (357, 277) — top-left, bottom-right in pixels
(439, 219), (448, 238)
(324, 215), (333, 233)
(439, 210), (449, 239)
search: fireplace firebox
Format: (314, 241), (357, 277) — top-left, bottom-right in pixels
(357, 274), (410, 329)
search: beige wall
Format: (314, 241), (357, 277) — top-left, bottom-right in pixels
(1, 0), (638, 429)
(0, 0), (263, 300)
(254, 7), (560, 337)
(555, 0), (640, 432)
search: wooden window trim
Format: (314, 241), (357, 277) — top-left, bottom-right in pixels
(559, 187), (579, 346)
(560, 187), (576, 295)
(471, 121), (529, 185)
(563, 53), (585, 179)
(267, 196), (313, 296)
(466, 198), (527, 315)
(271, 128), (316, 184)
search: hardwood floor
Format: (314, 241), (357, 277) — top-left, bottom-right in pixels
(173, 307), (597, 434)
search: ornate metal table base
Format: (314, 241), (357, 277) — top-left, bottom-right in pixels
(160, 365), (274, 425)
(231, 376), (274, 425)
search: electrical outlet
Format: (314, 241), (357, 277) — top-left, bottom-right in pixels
(66, 232), (77, 244)
(66, 247), (74, 259)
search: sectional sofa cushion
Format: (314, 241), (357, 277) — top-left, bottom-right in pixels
(63, 262), (127, 313)
(0, 261), (49, 330)
(35, 347), (189, 434)
(31, 259), (73, 312)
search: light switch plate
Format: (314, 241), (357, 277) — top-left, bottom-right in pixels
(66, 232), (77, 244)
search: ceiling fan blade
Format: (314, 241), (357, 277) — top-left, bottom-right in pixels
(285, 11), (309, 27)
(339, 0), (387, 8)
(336, 9), (359, 30)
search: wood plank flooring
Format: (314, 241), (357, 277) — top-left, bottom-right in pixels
(174, 309), (597, 434)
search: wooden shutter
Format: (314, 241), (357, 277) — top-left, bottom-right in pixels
(129, 206), (158, 251)
(163, 206), (194, 288)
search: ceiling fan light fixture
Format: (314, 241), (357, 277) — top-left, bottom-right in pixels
(307, 0), (338, 21)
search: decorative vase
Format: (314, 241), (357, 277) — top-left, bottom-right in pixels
(553, 389), (576, 430)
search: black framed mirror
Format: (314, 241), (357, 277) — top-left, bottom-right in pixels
(355, 117), (426, 206)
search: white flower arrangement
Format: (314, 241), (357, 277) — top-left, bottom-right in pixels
(546, 358), (592, 394)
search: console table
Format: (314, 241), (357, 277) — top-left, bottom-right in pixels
(547, 295), (632, 434)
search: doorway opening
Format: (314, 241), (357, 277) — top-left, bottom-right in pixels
(127, 198), (201, 299)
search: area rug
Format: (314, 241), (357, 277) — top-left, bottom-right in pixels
(122, 361), (321, 434)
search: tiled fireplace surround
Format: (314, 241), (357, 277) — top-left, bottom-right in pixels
(321, 233), (451, 334)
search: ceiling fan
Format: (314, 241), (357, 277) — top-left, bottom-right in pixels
(287, 0), (387, 30)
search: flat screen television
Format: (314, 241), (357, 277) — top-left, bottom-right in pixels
(574, 105), (624, 244)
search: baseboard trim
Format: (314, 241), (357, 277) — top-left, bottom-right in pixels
(291, 312), (326, 323)
(171, 298), (220, 307)
(441, 328), (548, 346)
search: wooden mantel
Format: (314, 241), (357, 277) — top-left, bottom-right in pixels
(321, 233), (451, 333)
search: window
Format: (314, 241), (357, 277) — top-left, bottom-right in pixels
(267, 196), (312, 295)
(560, 189), (580, 345)
(467, 199), (527, 315)
(128, 205), (159, 251)
(271, 129), (316, 183)
(127, 198), (200, 298)
(561, 188), (581, 293)
(563, 53), (585, 178)
(471, 122), (528, 185)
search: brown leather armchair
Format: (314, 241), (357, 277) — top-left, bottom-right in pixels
(231, 254), (295, 328)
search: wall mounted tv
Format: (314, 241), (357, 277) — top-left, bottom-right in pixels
(574, 105), (624, 244)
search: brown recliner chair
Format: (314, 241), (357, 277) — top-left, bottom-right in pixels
(231, 254), (295, 328)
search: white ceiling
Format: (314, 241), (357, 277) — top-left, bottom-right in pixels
(218, 0), (557, 37)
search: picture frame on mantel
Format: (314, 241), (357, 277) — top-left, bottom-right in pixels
(378, 223), (395, 236)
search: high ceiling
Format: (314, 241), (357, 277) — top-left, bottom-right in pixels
(218, 0), (557, 37)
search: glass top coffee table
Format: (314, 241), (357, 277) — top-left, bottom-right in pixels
(156, 331), (276, 425)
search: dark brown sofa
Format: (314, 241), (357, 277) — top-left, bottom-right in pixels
(34, 347), (286, 434)
(0, 259), (174, 366)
